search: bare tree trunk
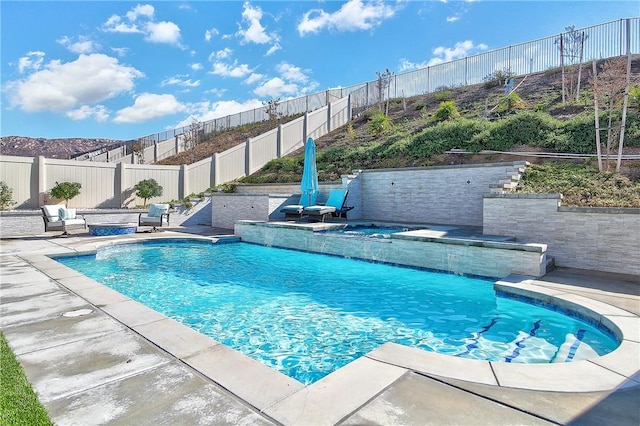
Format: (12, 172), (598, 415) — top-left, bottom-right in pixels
(616, 50), (632, 172)
(606, 97), (614, 171)
(592, 61), (603, 172)
(575, 32), (585, 102)
(560, 34), (566, 104)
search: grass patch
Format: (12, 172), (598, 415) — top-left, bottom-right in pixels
(0, 332), (53, 426)
(517, 162), (640, 207)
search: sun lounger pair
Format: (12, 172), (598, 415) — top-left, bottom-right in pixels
(281, 189), (353, 222)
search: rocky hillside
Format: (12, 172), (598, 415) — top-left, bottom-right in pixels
(0, 136), (127, 159)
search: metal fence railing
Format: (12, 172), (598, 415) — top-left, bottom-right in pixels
(72, 17), (639, 161)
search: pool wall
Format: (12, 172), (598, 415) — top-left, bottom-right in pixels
(235, 221), (547, 278)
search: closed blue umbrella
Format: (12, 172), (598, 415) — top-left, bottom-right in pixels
(300, 137), (319, 207)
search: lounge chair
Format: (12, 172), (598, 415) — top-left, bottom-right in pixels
(303, 189), (352, 222)
(280, 193), (317, 220)
(138, 203), (170, 232)
(41, 204), (87, 236)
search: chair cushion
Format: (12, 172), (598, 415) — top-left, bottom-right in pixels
(304, 206), (336, 214)
(58, 207), (76, 220)
(325, 189), (347, 208)
(281, 205), (304, 213)
(43, 204), (64, 221)
(140, 215), (162, 224)
(62, 218), (85, 226)
(148, 203), (169, 217)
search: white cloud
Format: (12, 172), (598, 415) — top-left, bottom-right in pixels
(126, 4), (155, 21)
(114, 93), (185, 123)
(145, 21), (181, 45)
(204, 88), (227, 97)
(66, 105), (109, 122)
(102, 15), (142, 34)
(253, 77), (298, 98)
(102, 4), (182, 46)
(111, 47), (129, 57)
(428, 40), (488, 66)
(446, 15), (460, 23)
(161, 76), (200, 88)
(210, 48), (233, 60)
(277, 62), (308, 83)
(237, 2), (271, 44)
(17, 51), (45, 74)
(211, 61), (252, 78)
(190, 63), (203, 71)
(58, 36), (98, 54)
(266, 42), (281, 56)
(204, 28), (219, 41)
(6, 53), (143, 112)
(244, 73), (264, 85)
(398, 58), (429, 72)
(298, 0), (397, 36)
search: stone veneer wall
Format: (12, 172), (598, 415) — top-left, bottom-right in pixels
(211, 162), (525, 229)
(359, 162), (526, 226)
(483, 194), (640, 276)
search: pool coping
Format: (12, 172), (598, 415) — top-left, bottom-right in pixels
(15, 234), (640, 425)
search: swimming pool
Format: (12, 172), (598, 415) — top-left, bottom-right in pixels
(57, 239), (619, 385)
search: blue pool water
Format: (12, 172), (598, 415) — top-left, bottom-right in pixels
(57, 240), (619, 385)
(318, 225), (412, 239)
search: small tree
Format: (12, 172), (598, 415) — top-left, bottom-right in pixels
(184, 118), (202, 150)
(263, 98), (283, 124)
(555, 25), (588, 102)
(0, 181), (16, 210)
(376, 68), (394, 114)
(134, 179), (163, 207)
(50, 181), (81, 207)
(591, 57), (638, 171)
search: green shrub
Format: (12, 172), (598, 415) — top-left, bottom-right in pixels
(432, 88), (453, 102)
(433, 101), (460, 122)
(0, 182), (15, 211)
(495, 92), (526, 113)
(486, 112), (558, 151)
(630, 85), (640, 112)
(346, 122), (357, 142)
(50, 181), (81, 207)
(217, 182), (237, 193)
(133, 179), (163, 207)
(407, 118), (489, 157)
(623, 113), (640, 147)
(367, 110), (393, 135)
(483, 69), (516, 88)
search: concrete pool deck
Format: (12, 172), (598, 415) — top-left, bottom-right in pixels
(1, 227), (639, 425)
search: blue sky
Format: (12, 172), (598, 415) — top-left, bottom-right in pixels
(1, 1), (638, 141)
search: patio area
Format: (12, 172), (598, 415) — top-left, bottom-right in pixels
(1, 226), (639, 425)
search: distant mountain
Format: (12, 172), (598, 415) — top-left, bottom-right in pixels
(0, 136), (127, 159)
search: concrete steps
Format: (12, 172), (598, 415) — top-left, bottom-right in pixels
(489, 161), (529, 194)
